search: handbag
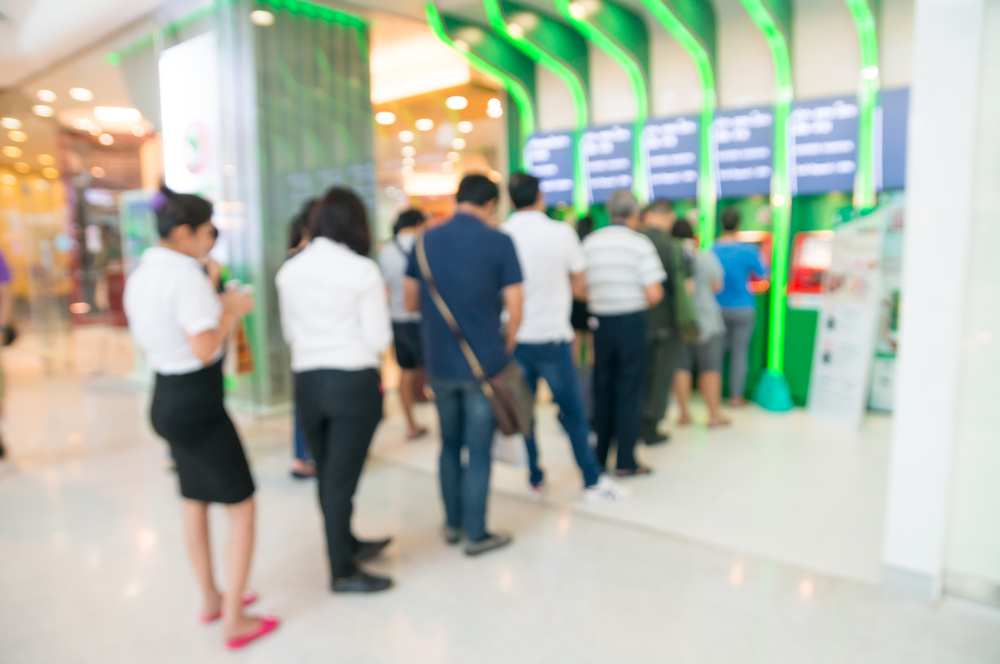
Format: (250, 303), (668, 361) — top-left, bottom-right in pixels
(415, 235), (533, 437)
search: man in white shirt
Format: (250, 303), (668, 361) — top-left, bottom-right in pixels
(502, 173), (624, 502)
(583, 190), (666, 477)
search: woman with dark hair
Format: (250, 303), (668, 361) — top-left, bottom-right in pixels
(275, 186), (395, 594)
(286, 200), (316, 479)
(124, 185), (279, 650)
(378, 208), (429, 441)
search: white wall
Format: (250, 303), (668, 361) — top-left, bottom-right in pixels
(715, 0), (774, 107)
(882, 0), (986, 598)
(882, 0), (916, 88)
(536, 65), (576, 131)
(944, 0), (1000, 597)
(589, 48), (639, 124)
(649, 24), (702, 117)
(793, 0), (858, 98)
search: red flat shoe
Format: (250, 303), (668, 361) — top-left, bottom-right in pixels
(226, 616), (280, 650)
(200, 592), (259, 624)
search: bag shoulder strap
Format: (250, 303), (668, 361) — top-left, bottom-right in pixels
(415, 235), (494, 394)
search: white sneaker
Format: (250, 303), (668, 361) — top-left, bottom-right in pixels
(584, 475), (629, 503)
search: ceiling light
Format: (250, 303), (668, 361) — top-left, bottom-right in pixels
(37, 154), (54, 166)
(375, 111), (397, 126)
(95, 106), (141, 124)
(511, 12), (539, 31)
(458, 121), (474, 134)
(415, 118), (434, 132)
(398, 130), (414, 143)
(453, 39), (469, 52)
(0, 173), (16, 186)
(487, 99), (503, 119)
(862, 65), (880, 80)
(90, 166), (106, 178)
(569, 1), (601, 20)
(402, 145), (416, 158)
(446, 95), (469, 111)
(8, 131), (27, 143)
(98, 133), (114, 146)
(2, 146), (23, 158)
(131, 126), (147, 137)
(42, 167), (59, 179)
(69, 87), (94, 102)
(507, 23), (525, 39)
(33, 105), (54, 118)
(451, 137), (467, 150)
(403, 156), (415, 167)
(37, 89), (57, 103)
(1, 117), (21, 130)
(250, 9), (275, 26)
(14, 162), (30, 174)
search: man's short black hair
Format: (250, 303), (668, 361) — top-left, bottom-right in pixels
(671, 218), (695, 240)
(507, 172), (540, 210)
(721, 207), (742, 232)
(456, 174), (500, 207)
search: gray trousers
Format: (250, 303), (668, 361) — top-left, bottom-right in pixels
(722, 308), (756, 399)
(641, 332), (684, 437)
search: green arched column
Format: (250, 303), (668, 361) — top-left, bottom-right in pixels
(845, 0), (881, 211)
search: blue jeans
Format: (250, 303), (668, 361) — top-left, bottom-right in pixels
(431, 379), (496, 542)
(514, 342), (602, 489)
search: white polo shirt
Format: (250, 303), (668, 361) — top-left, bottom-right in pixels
(276, 237), (392, 372)
(583, 225), (666, 316)
(124, 246), (222, 375)
(377, 233), (420, 323)
(502, 210), (585, 344)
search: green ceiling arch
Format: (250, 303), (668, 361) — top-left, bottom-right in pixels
(740, 0), (794, 412)
(425, 2), (536, 170)
(845, 0), (880, 211)
(484, 0), (590, 214)
(554, 0), (651, 202)
(639, 0), (718, 246)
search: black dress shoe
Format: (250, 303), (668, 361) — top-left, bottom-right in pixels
(443, 527), (462, 545)
(464, 532), (513, 557)
(331, 569), (394, 594)
(354, 537), (393, 562)
(614, 464), (654, 478)
(642, 431), (670, 446)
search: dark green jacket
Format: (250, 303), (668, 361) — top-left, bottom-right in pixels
(643, 227), (695, 339)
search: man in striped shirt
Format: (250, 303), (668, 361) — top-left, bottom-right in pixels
(583, 190), (666, 477)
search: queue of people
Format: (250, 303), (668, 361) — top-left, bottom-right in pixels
(123, 173), (767, 651)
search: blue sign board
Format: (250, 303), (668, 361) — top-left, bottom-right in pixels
(791, 96), (859, 195)
(878, 87), (910, 191)
(643, 115), (699, 201)
(713, 107), (774, 198)
(524, 132), (575, 207)
(581, 124), (633, 204)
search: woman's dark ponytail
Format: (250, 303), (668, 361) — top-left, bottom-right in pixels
(152, 184), (213, 239)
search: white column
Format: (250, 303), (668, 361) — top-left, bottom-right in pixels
(881, 0), (988, 598)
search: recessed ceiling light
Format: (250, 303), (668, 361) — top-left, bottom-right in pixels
(402, 145), (416, 158)
(90, 166), (106, 178)
(42, 166), (59, 179)
(2, 146), (23, 158)
(32, 105), (54, 118)
(415, 118), (434, 132)
(451, 137), (467, 150)
(375, 111), (397, 126)
(457, 121), (474, 134)
(445, 95), (468, 111)
(131, 126), (147, 137)
(487, 98), (503, 119)
(8, 130), (27, 143)
(36, 89), (57, 103)
(95, 106), (141, 124)
(14, 162), (30, 174)
(37, 154), (55, 166)
(98, 133), (114, 146)
(507, 23), (525, 39)
(1, 117), (21, 130)
(0, 173), (16, 185)
(568, 1), (601, 20)
(398, 130), (414, 143)
(250, 9), (275, 26)
(69, 87), (94, 102)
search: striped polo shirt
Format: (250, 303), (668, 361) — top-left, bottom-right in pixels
(583, 225), (667, 316)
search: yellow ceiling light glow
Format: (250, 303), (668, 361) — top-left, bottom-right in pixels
(457, 121), (474, 134)
(487, 98), (504, 119)
(1, 117), (21, 130)
(250, 9), (275, 26)
(375, 111), (397, 126)
(98, 133), (114, 146)
(69, 87), (94, 102)
(8, 130), (27, 143)
(32, 105), (54, 118)
(446, 95), (469, 111)
(415, 118), (435, 132)
(42, 167), (60, 179)
(398, 130), (415, 143)
(507, 22), (526, 39)
(90, 166), (106, 178)
(402, 145), (416, 158)
(14, 162), (30, 174)
(94, 106), (142, 124)
(37, 154), (55, 166)
(0, 173), (16, 186)
(36, 89), (57, 103)
(2, 146), (23, 158)
(451, 137), (467, 150)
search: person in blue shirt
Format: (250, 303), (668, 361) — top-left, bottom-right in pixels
(713, 208), (768, 406)
(404, 174), (524, 557)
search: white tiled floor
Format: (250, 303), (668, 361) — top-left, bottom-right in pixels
(2, 345), (999, 662)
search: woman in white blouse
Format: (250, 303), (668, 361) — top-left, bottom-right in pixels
(124, 186), (278, 650)
(275, 186), (394, 595)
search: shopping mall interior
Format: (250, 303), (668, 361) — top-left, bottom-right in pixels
(1, 0), (999, 661)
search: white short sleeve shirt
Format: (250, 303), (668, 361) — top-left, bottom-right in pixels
(124, 247), (222, 375)
(583, 226), (666, 316)
(502, 210), (585, 343)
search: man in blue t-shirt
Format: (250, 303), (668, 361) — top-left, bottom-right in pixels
(713, 208), (768, 406)
(404, 174), (524, 557)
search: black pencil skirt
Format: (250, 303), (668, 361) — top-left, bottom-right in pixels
(150, 360), (255, 504)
